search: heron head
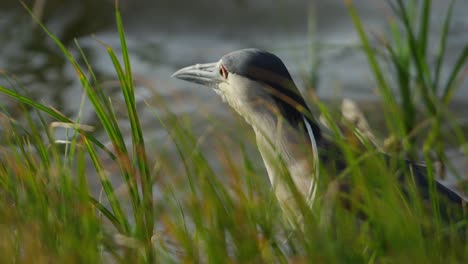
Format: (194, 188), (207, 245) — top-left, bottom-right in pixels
(172, 48), (317, 132)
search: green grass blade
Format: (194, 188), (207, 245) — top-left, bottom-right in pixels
(395, 0), (436, 114)
(115, 4), (134, 97)
(442, 45), (468, 104)
(418, 0), (431, 58)
(114, 4), (154, 258)
(434, 0), (455, 90)
(84, 138), (131, 234)
(0, 84), (115, 159)
(346, 1), (405, 138)
(88, 195), (122, 231)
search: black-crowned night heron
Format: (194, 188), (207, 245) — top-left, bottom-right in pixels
(172, 48), (466, 221)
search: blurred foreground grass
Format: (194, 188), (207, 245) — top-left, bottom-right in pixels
(0, 0), (467, 263)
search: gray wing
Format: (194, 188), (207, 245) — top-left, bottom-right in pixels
(317, 137), (467, 220)
(407, 161), (467, 205)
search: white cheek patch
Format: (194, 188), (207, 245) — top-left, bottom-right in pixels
(216, 74), (245, 110)
(216, 74), (282, 128)
(215, 83), (228, 103)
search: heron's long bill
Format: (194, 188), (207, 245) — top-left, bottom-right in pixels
(172, 62), (221, 87)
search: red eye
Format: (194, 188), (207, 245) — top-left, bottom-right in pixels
(219, 65), (228, 79)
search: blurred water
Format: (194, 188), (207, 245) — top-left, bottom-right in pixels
(1, 1), (467, 115)
(0, 0), (467, 185)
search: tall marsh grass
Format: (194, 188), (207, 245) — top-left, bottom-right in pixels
(0, 0), (467, 262)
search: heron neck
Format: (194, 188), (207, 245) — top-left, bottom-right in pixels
(252, 113), (318, 212)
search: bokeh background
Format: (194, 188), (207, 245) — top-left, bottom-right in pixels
(1, 0), (467, 180)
